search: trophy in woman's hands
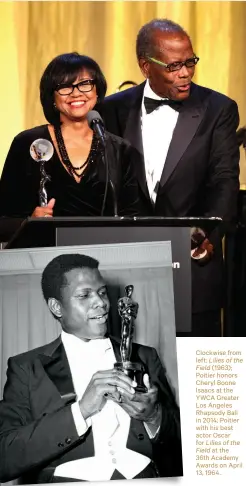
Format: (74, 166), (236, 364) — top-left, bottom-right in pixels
(114, 285), (147, 392)
(30, 139), (54, 206)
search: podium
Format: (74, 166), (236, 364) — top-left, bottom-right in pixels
(0, 217), (24, 248)
(4, 216), (221, 249)
(1, 216), (222, 334)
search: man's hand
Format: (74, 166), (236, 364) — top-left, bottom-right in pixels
(116, 374), (161, 426)
(31, 198), (55, 217)
(79, 369), (137, 420)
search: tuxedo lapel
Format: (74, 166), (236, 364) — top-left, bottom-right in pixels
(123, 83), (150, 199)
(159, 83), (207, 191)
(38, 336), (76, 401)
(123, 84), (144, 155)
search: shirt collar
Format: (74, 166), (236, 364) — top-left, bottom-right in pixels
(61, 330), (112, 355)
(143, 79), (168, 101)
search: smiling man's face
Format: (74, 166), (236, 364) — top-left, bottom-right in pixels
(139, 31), (196, 100)
(55, 267), (110, 341)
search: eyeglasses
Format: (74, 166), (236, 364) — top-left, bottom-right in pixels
(147, 56), (199, 72)
(56, 79), (96, 95)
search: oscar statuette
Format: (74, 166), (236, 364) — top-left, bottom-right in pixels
(114, 285), (147, 392)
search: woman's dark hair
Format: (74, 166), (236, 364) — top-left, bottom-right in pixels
(40, 52), (107, 125)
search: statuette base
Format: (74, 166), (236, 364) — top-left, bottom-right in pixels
(114, 361), (147, 393)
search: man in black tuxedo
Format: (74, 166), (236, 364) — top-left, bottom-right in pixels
(0, 253), (182, 483)
(98, 19), (240, 337)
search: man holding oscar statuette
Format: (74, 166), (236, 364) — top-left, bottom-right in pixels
(0, 253), (182, 483)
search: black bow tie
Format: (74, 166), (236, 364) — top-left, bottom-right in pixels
(144, 96), (182, 114)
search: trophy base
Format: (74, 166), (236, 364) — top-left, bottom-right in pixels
(114, 361), (147, 393)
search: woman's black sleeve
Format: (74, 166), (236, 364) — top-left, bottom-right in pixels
(0, 136), (39, 217)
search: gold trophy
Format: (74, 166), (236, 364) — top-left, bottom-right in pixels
(114, 285), (147, 392)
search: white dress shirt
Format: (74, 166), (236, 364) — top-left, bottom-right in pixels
(54, 332), (151, 481)
(141, 79), (179, 203)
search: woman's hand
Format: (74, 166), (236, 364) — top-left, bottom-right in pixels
(31, 198), (56, 218)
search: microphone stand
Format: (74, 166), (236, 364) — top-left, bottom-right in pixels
(109, 178), (118, 217)
(100, 134), (118, 217)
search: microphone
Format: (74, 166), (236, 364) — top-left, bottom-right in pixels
(86, 110), (106, 146)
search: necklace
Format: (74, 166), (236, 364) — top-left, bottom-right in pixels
(54, 124), (101, 178)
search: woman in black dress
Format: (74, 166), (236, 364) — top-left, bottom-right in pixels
(0, 52), (140, 218)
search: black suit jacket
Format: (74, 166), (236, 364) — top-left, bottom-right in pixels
(0, 125), (140, 218)
(0, 336), (182, 483)
(98, 82), (240, 312)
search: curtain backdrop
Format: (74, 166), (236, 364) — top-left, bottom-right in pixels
(0, 0), (246, 184)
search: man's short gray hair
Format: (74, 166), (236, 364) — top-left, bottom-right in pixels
(136, 18), (189, 60)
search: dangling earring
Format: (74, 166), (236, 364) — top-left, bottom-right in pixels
(53, 102), (57, 109)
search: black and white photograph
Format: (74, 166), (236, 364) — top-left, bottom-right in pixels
(0, 241), (183, 483)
